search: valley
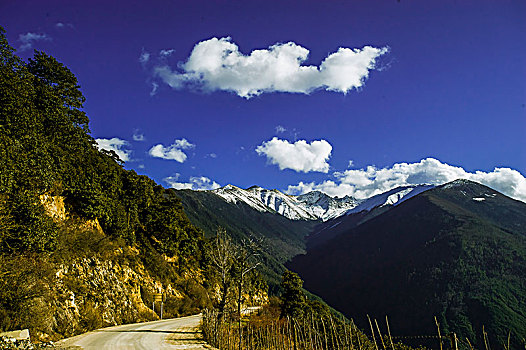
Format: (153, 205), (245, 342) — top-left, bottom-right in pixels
(174, 180), (526, 348)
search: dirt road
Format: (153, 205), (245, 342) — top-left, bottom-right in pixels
(56, 314), (212, 349)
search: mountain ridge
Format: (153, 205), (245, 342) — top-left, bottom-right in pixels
(209, 184), (435, 222)
(289, 180), (526, 348)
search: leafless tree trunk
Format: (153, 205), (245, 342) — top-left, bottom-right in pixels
(235, 236), (261, 350)
(210, 228), (262, 333)
(210, 227), (236, 320)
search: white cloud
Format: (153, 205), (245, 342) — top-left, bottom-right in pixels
(160, 49), (175, 57)
(148, 138), (195, 162)
(285, 158), (526, 202)
(256, 137), (332, 173)
(132, 130), (145, 142)
(19, 32), (51, 51)
(139, 49), (150, 65)
(95, 137), (131, 162)
(153, 37), (388, 98)
(275, 125), (286, 134)
(164, 174), (220, 191)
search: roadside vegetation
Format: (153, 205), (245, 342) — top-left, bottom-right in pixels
(203, 271), (427, 350)
(0, 26), (212, 340)
(203, 271), (525, 350)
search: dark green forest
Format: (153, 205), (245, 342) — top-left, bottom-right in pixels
(0, 27), (203, 258)
(0, 26), (214, 337)
(290, 181), (526, 349)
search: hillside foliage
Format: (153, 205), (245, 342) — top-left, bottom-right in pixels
(0, 26), (214, 338)
(0, 26), (203, 259)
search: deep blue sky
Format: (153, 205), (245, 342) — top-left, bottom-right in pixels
(2, 0), (525, 198)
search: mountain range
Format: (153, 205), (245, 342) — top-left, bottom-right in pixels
(289, 180), (526, 348)
(175, 183), (434, 290)
(175, 180), (526, 347)
(212, 184), (357, 221)
(174, 187), (316, 291)
(211, 183), (432, 221)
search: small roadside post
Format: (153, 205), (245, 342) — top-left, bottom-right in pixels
(153, 293), (163, 319)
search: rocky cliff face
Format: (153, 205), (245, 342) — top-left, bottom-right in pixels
(6, 195), (210, 341)
(50, 257), (156, 336)
(22, 241), (205, 341)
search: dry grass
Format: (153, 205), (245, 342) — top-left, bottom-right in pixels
(202, 309), (524, 350)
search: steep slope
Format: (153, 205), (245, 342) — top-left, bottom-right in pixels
(0, 30), (214, 340)
(289, 180), (526, 348)
(175, 189), (318, 291)
(307, 184), (434, 248)
(344, 184), (435, 215)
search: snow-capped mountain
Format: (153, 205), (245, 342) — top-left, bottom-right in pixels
(211, 185), (358, 221)
(305, 184), (436, 248)
(244, 185), (319, 220)
(296, 191), (359, 221)
(210, 184), (434, 222)
(345, 184), (435, 215)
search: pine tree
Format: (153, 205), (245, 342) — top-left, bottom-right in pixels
(280, 270), (306, 319)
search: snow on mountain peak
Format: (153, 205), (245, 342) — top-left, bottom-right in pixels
(297, 191), (359, 220)
(210, 184), (434, 221)
(345, 184), (435, 215)
(211, 185), (358, 221)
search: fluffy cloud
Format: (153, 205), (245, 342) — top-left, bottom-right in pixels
(286, 158), (526, 202)
(95, 137), (131, 162)
(164, 174), (220, 191)
(19, 32), (50, 51)
(148, 138), (195, 162)
(153, 37), (388, 98)
(256, 137), (332, 173)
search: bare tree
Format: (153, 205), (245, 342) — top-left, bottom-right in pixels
(233, 236), (261, 349)
(209, 227), (236, 320)
(234, 236), (261, 316)
(209, 228), (263, 349)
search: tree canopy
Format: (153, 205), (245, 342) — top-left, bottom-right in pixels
(0, 26), (203, 265)
(280, 270), (307, 319)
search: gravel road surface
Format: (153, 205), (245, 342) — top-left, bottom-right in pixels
(56, 314), (212, 349)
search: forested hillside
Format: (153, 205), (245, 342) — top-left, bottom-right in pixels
(0, 27), (222, 340)
(175, 189), (318, 291)
(290, 180), (526, 348)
